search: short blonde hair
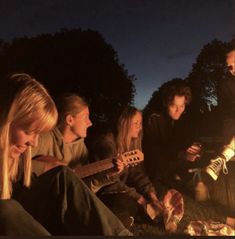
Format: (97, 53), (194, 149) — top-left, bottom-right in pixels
(0, 73), (58, 199)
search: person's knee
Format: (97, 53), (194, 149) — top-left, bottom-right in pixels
(55, 165), (87, 189)
(0, 199), (23, 218)
(0, 199), (51, 236)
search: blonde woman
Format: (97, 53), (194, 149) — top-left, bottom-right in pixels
(31, 94), (92, 172)
(0, 73), (131, 236)
(91, 106), (164, 228)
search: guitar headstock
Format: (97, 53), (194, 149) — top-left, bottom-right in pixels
(120, 149), (144, 167)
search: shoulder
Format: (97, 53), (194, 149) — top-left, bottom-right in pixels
(37, 128), (62, 149)
(147, 112), (165, 124)
(222, 73), (235, 85)
(38, 130), (54, 143)
(149, 112), (163, 118)
(70, 137), (87, 148)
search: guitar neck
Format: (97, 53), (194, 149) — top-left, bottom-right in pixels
(74, 158), (115, 178)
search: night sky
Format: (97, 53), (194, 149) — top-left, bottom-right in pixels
(0, 0), (234, 108)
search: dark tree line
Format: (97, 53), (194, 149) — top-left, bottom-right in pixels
(0, 28), (234, 136)
(0, 28), (136, 124)
(186, 39), (233, 112)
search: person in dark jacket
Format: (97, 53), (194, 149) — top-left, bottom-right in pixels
(217, 47), (235, 144)
(202, 48), (235, 227)
(142, 79), (203, 189)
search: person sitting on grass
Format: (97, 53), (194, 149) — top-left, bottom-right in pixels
(200, 47), (235, 229)
(142, 78), (205, 191)
(89, 106), (184, 233)
(0, 73), (132, 236)
(202, 135), (235, 229)
(31, 93), (124, 192)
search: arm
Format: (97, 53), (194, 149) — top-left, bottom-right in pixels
(143, 113), (181, 179)
(127, 163), (163, 213)
(126, 163), (156, 196)
(31, 155), (66, 176)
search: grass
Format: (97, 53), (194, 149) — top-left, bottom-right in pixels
(130, 181), (233, 236)
(131, 195), (230, 236)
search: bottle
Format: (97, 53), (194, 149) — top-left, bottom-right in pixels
(194, 171), (210, 202)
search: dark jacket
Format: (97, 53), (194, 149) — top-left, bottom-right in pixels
(142, 111), (196, 183)
(218, 72), (235, 119)
(217, 72), (235, 143)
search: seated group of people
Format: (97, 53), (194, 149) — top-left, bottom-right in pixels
(0, 49), (234, 236)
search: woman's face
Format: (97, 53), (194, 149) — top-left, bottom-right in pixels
(129, 111), (142, 139)
(10, 122), (40, 158)
(69, 106), (92, 138)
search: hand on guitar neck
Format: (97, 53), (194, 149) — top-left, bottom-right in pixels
(98, 150), (144, 179)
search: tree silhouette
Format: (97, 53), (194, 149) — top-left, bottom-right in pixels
(186, 39), (232, 112)
(184, 38), (234, 137)
(0, 28), (136, 123)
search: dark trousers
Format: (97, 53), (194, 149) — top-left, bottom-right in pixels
(204, 161), (235, 216)
(98, 193), (139, 219)
(0, 166), (131, 236)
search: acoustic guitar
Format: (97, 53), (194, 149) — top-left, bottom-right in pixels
(32, 149), (144, 178)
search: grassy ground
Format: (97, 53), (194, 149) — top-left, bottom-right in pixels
(130, 140), (235, 236)
(131, 192), (230, 236)
(129, 161), (235, 237)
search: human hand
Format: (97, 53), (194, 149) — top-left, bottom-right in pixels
(137, 195), (148, 210)
(149, 192), (164, 213)
(186, 142), (202, 162)
(115, 158), (125, 174)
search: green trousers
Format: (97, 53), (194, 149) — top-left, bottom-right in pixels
(0, 166), (132, 236)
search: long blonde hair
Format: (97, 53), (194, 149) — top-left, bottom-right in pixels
(0, 73), (58, 199)
(116, 106), (142, 154)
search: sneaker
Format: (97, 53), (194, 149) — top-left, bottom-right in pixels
(163, 189), (184, 233)
(205, 157), (228, 181)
